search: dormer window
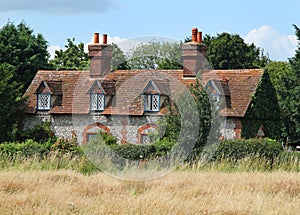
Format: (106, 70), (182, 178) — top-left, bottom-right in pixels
(37, 93), (51, 110)
(90, 93), (105, 111)
(144, 94), (160, 111)
(141, 80), (167, 112)
(88, 80), (107, 112)
(35, 81), (52, 111)
(205, 79), (231, 110)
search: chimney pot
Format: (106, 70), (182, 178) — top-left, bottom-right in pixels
(94, 33), (99, 44)
(103, 34), (107, 44)
(197, 31), (202, 43)
(192, 28), (198, 42)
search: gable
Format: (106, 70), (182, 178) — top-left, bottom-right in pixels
(35, 81), (51, 94)
(87, 80), (106, 94)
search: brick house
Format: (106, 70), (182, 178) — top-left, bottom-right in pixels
(22, 28), (266, 144)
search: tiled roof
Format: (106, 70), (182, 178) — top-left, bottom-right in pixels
(201, 69), (264, 117)
(24, 69), (264, 117)
(209, 80), (231, 96)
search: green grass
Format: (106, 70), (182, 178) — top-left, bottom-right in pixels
(0, 150), (299, 174)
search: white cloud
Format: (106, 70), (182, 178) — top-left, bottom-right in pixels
(0, 0), (118, 14)
(244, 25), (298, 61)
(47, 45), (61, 60)
(84, 35), (179, 55)
(84, 35), (142, 54)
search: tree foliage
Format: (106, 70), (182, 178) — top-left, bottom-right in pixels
(285, 24), (300, 145)
(111, 43), (130, 70)
(241, 71), (281, 140)
(127, 41), (182, 70)
(265, 25), (300, 145)
(202, 33), (269, 69)
(184, 32), (269, 70)
(50, 38), (89, 70)
(158, 80), (212, 155)
(0, 21), (50, 90)
(0, 63), (24, 142)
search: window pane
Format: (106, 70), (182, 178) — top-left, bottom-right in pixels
(87, 134), (97, 142)
(152, 95), (160, 111)
(38, 94), (50, 110)
(98, 94), (105, 110)
(141, 135), (151, 144)
(91, 94), (97, 110)
(144, 95), (151, 110)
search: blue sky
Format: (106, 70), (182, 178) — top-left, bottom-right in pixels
(0, 0), (299, 61)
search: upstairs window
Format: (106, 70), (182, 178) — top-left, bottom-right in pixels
(142, 80), (163, 112)
(90, 93), (105, 111)
(37, 93), (51, 110)
(88, 81), (107, 112)
(35, 81), (52, 111)
(144, 94), (160, 112)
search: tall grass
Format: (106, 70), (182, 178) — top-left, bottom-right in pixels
(0, 150), (299, 174)
(184, 153), (300, 172)
(0, 152), (98, 175)
(0, 170), (299, 214)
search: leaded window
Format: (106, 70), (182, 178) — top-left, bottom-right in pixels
(144, 94), (160, 111)
(90, 93), (105, 111)
(37, 93), (51, 110)
(141, 134), (151, 144)
(87, 133), (97, 142)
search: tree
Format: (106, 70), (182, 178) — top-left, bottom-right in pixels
(50, 38), (89, 70)
(265, 25), (300, 146)
(185, 33), (269, 70)
(241, 71), (281, 140)
(0, 63), (24, 142)
(111, 43), (130, 70)
(127, 41), (182, 70)
(284, 24), (300, 146)
(0, 21), (50, 90)
(157, 80), (214, 160)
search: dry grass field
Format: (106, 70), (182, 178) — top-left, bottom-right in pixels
(0, 170), (299, 215)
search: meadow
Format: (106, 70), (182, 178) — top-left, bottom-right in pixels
(0, 138), (299, 214)
(0, 170), (299, 214)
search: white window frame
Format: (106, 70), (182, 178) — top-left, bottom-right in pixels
(144, 94), (160, 112)
(37, 93), (51, 110)
(90, 93), (105, 111)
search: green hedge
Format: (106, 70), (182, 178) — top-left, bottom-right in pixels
(211, 138), (283, 161)
(0, 139), (52, 158)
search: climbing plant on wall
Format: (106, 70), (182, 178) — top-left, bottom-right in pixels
(241, 71), (282, 140)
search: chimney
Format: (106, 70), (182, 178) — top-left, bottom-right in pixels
(88, 33), (112, 78)
(197, 31), (202, 43)
(192, 28), (198, 42)
(182, 28), (207, 76)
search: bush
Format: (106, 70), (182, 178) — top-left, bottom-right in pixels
(212, 138), (283, 162)
(0, 139), (52, 158)
(14, 122), (56, 143)
(112, 143), (156, 160)
(50, 137), (83, 156)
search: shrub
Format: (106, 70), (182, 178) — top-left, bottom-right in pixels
(50, 137), (82, 156)
(0, 139), (52, 158)
(112, 144), (156, 160)
(211, 138), (283, 162)
(14, 122), (56, 143)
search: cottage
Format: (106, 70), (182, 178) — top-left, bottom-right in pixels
(22, 28), (267, 144)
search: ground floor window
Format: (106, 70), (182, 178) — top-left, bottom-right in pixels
(86, 133), (97, 142)
(140, 133), (151, 144)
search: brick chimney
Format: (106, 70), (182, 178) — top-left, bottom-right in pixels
(182, 28), (207, 76)
(88, 33), (112, 77)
